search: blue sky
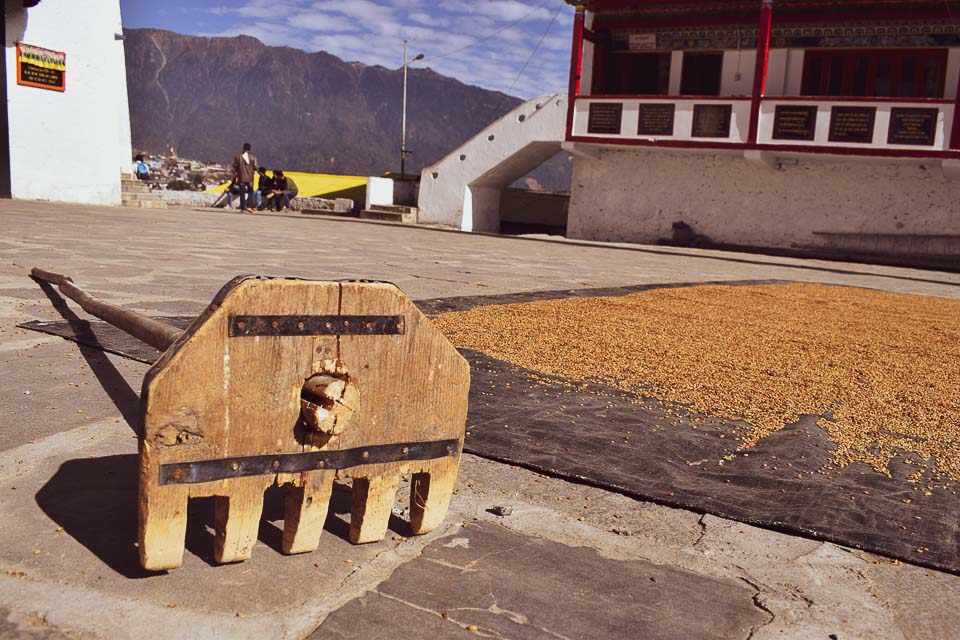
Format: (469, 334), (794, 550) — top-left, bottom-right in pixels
(119, 0), (575, 98)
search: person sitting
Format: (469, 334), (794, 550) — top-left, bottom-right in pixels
(271, 170), (298, 211)
(255, 167), (274, 211)
(134, 155), (150, 181)
(224, 182), (242, 208)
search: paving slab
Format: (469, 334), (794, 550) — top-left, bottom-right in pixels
(310, 521), (767, 640)
(2, 201), (960, 639)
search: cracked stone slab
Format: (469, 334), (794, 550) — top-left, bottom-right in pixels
(309, 521), (768, 640)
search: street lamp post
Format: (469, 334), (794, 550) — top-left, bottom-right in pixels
(401, 40), (424, 179)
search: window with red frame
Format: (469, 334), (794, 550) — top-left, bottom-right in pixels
(801, 49), (947, 99)
(593, 51), (671, 95)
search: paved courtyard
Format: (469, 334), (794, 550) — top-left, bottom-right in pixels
(1, 200), (959, 639)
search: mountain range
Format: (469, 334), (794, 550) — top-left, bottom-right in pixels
(124, 28), (569, 189)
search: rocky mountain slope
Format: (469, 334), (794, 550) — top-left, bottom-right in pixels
(124, 28), (569, 187)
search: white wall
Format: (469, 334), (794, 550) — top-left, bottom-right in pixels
(567, 148), (960, 250)
(580, 12), (595, 96)
(720, 50), (755, 96)
(4, 0), (131, 205)
(946, 48), (960, 100)
(668, 51), (683, 95)
(365, 177), (393, 209)
(782, 49), (805, 96)
(418, 94), (567, 231)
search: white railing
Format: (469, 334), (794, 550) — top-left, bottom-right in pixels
(571, 96), (752, 144)
(756, 99), (955, 151)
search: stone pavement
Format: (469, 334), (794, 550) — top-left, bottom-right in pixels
(1, 200), (958, 639)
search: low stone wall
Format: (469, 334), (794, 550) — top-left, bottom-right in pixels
(568, 148), (960, 260)
(161, 190), (354, 213)
(161, 191), (220, 207)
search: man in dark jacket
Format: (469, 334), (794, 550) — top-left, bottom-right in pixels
(231, 142), (258, 212)
(255, 167), (274, 210)
(271, 170), (298, 211)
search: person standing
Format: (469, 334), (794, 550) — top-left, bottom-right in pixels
(231, 143), (258, 212)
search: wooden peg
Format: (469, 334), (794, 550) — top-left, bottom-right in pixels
(283, 470), (335, 554)
(349, 472), (399, 544)
(410, 456), (460, 535)
(213, 478), (270, 563)
(139, 485), (189, 571)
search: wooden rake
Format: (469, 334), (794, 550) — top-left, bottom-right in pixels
(30, 269), (470, 571)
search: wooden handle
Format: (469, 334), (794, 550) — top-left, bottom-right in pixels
(30, 267), (184, 352)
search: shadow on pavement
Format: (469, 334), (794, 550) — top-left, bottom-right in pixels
(34, 279), (142, 431)
(36, 455), (412, 578)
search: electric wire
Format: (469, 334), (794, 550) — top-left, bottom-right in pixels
(414, 0), (553, 63)
(505, 0), (566, 95)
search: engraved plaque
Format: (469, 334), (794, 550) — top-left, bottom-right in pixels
(637, 103), (676, 136)
(828, 106), (876, 144)
(772, 105), (817, 141)
(887, 108), (938, 146)
(587, 102), (623, 135)
(691, 104), (733, 138)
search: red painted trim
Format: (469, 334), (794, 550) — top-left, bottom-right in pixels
(768, 95), (954, 105)
(566, 8), (586, 142)
(578, 94), (955, 105)
(567, 134), (960, 160)
(748, 1), (774, 144)
(570, 135), (745, 151)
(952, 73), (960, 150)
(578, 94), (750, 101)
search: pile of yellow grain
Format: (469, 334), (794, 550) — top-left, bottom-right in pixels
(434, 284), (960, 481)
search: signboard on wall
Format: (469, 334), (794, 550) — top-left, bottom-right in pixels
(887, 108), (939, 146)
(16, 43), (66, 92)
(772, 105), (818, 141)
(691, 104), (732, 138)
(637, 104), (676, 136)
(587, 103), (623, 135)
(828, 106), (876, 144)
(628, 33), (658, 51)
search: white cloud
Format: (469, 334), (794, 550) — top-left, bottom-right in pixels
(202, 0), (574, 97)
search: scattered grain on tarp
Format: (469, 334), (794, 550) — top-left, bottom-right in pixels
(434, 284), (960, 481)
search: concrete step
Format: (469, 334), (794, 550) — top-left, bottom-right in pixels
(303, 208), (416, 224)
(121, 192), (164, 202)
(367, 203), (418, 215)
(121, 197), (167, 209)
(122, 184), (151, 195)
(812, 232), (960, 256)
(360, 208), (417, 224)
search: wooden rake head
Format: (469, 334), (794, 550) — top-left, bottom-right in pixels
(137, 276), (470, 571)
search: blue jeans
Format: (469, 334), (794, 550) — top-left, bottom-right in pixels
(237, 182), (253, 210)
(275, 190), (297, 210)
